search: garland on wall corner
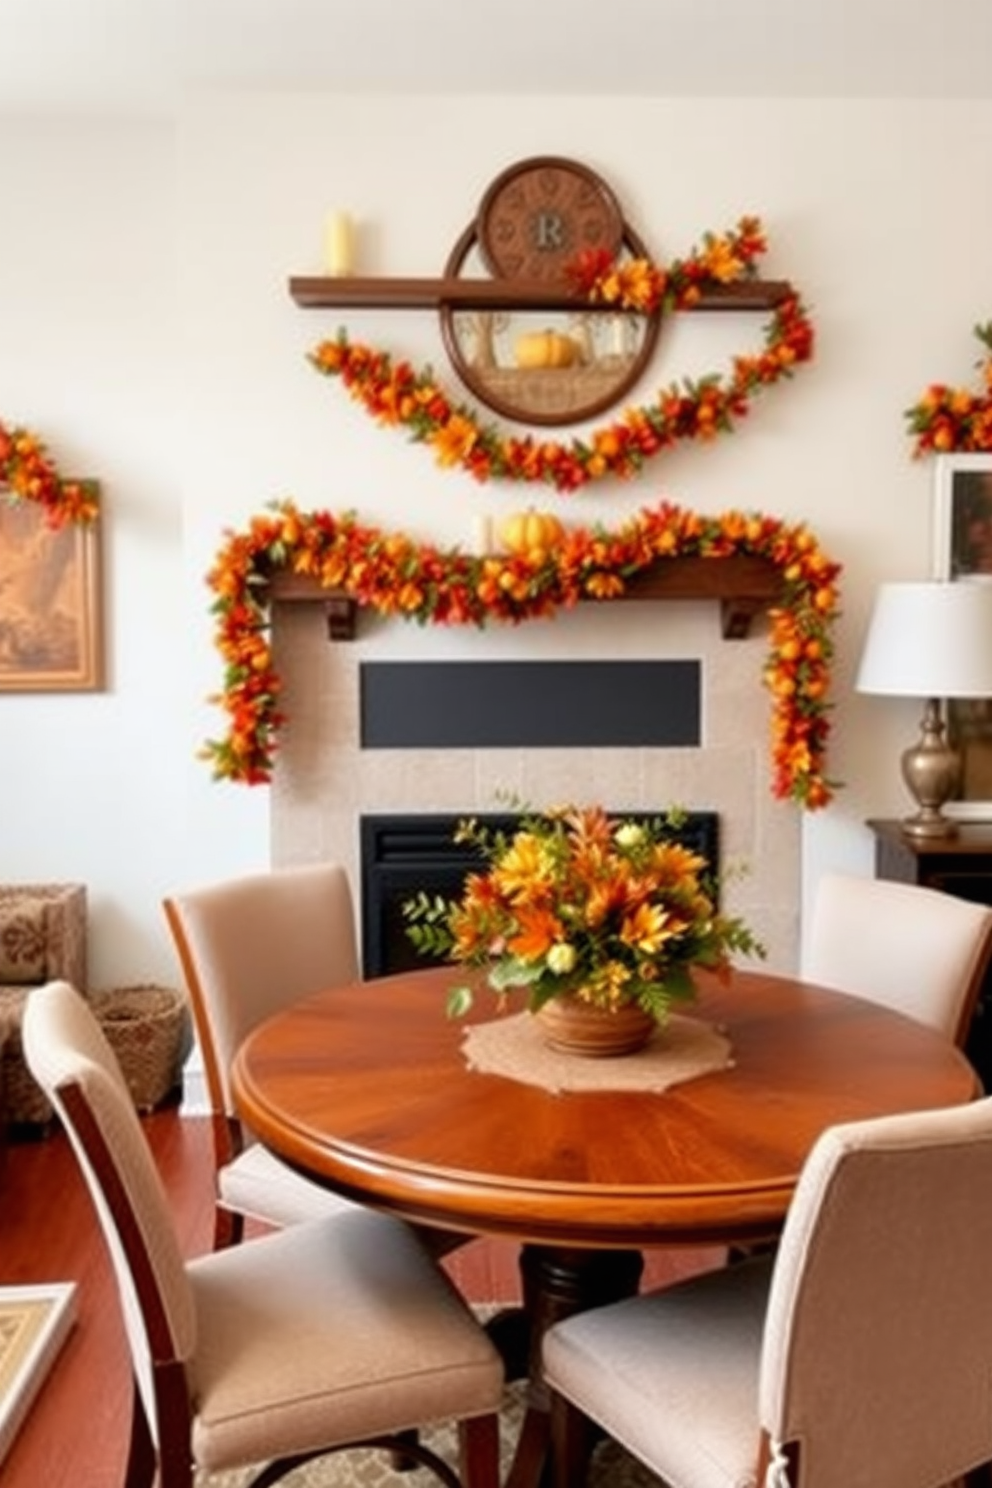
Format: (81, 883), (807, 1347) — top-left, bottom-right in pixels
(905, 323), (992, 455)
(201, 499), (841, 810)
(308, 217), (816, 493)
(0, 419), (100, 527)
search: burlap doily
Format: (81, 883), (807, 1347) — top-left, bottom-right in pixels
(462, 1010), (733, 1094)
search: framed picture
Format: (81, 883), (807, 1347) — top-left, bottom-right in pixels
(0, 492), (102, 691)
(0, 1282), (77, 1463)
(933, 452), (992, 580)
(933, 455), (992, 818)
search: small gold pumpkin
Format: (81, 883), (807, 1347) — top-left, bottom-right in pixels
(513, 329), (578, 370)
(498, 509), (567, 559)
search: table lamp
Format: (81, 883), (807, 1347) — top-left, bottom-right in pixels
(856, 579), (992, 838)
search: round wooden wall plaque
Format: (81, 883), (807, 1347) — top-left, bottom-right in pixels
(476, 156), (625, 282)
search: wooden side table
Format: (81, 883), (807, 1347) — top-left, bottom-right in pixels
(867, 818), (992, 1088)
(0, 1017), (8, 1175)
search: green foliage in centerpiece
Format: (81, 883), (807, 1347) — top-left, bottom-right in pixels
(402, 805), (765, 1022)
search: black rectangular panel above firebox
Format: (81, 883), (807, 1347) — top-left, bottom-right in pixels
(360, 809), (720, 979)
(359, 661), (700, 749)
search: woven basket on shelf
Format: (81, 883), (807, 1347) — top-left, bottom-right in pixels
(91, 985), (191, 1113)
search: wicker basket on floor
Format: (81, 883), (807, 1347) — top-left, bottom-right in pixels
(91, 985), (191, 1113)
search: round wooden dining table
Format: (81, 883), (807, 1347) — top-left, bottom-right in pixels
(232, 963), (978, 1488)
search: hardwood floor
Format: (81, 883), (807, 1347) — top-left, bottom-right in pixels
(0, 1105), (721, 1488)
(1, 1106), (213, 1488)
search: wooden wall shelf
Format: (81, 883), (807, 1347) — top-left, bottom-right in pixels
(287, 275), (794, 314)
(269, 554), (784, 643)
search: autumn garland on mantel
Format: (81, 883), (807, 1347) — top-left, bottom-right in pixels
(905, 323), (992, 455)
(0, 419), (99, 527)
(309, 217), (815, 493)
(202, 500), (841, 809)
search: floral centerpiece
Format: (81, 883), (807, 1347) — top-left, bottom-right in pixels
(403, 805), (764, 1049)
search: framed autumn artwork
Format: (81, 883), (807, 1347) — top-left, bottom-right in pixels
(933, 455), (992, 818)
(0, 491), (102, 691)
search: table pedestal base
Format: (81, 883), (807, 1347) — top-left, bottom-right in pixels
(499, 1244), (644, 1488)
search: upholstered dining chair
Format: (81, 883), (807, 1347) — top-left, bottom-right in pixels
(23, 980), (504, 1488)
(727, 873), (992, 1271)
(802, 871), (992, 1047)
(542, 1095), (992, 1488)
(163, 864), (466, 1256)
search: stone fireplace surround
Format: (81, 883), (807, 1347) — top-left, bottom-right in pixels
(268, 595), (802, 974)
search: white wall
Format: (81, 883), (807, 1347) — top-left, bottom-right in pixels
(0, 117), (191, 989)
(2, 95), (991, 987)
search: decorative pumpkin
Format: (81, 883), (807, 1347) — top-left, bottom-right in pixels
(498, 508), (567, 558)
(513, 329), (578, 370)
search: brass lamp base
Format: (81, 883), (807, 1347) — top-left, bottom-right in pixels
(899, 697), (962, 839)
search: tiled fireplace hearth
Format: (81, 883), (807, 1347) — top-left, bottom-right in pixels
(270, 599), (802, 971)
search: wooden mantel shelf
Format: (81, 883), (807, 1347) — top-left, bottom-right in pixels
(269, 554), (784, 642)
(288, 275), (795, 314)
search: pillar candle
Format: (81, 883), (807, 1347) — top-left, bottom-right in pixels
(323, 211), (355, 277)
(473, 516), (493, 555)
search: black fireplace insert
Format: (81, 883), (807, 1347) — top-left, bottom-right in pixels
(359, 809), (720, 979)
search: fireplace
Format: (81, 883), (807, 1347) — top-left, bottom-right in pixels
(270, 598), (802, 974)
(359, 810), (720, 978)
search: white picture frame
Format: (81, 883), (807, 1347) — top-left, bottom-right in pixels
(933, 452), (992, 580)
(933, 454), (992, 820)
(0, 1282), (77, 1463)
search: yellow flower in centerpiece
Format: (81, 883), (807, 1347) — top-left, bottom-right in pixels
(492, 834), (554, 900)
(620, 902), (676, 957)
(402, 804), (765, 1024)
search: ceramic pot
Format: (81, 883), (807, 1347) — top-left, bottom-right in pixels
(534, 995), (657, 1058)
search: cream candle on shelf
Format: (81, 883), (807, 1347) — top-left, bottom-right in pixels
(473, 515), (493, 555)
(323, 211), (355, 277)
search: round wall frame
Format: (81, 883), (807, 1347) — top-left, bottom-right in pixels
(439, 156), (662, 428)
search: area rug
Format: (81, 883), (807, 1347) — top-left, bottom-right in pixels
(197, 1376), (662, 1486)
(0, 1282), (77, 1464)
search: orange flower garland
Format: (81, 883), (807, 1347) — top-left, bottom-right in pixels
(906, 324), (992, 455)
(0, 419), (99, 527)
(202, 501), (841, 809)
(309, 217), (815, 493)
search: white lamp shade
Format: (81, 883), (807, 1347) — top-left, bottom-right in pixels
(856, 580), (992, 699)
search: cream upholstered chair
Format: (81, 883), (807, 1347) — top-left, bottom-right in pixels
(23, 980), (503, 1488)
(543, 1097), (992, 1488)
(727, 874), (992, 1269)
(803, 872), (992, 1047)
(164, 863), (466, 1256)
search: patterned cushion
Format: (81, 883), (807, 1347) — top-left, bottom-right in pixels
(0, 884), (87, 1127)
(0, 899), (48, 984)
